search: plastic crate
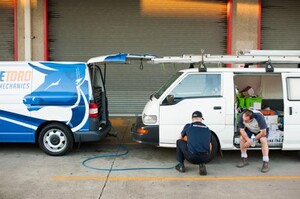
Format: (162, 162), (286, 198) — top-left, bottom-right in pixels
(238, 97), (245, 108)
(245, 97), (262, 109)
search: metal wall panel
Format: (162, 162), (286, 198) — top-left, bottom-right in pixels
(48, 0), (227, 115)
(0, 0), (14, 61)
(262, 0), (300, 50)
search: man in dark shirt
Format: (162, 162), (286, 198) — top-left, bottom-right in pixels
(176, 111), (211, 175)
(236, 109), (270, 173)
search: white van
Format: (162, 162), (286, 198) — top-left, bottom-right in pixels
(0, 61), (110, 155)
(131, 52), (300, 161)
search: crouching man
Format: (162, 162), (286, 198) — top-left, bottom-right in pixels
(175, 111), (212, 175)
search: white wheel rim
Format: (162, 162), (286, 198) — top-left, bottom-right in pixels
(43, 129), (67, 153)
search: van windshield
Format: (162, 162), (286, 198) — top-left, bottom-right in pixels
(154, 72), (183, 99)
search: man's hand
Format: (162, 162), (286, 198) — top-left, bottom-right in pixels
(243, 139), (254, 148)
(179, 135), (187, 142)
(182, 136), (188, 142)
(255, 129), (266, 140)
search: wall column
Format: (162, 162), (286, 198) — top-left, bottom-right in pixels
(17, 0), (45, 61)
(231, 0), (260, 55)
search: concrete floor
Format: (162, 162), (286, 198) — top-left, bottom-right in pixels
(1, 117), (300, 199)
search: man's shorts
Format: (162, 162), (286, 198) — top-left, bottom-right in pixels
(245, 128), (269, 142)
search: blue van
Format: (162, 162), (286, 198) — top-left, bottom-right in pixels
(0, 61), (110, 155)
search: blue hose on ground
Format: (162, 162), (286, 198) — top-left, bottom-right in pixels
(82, 144), (176, 171)
(81, 127), (176, 171)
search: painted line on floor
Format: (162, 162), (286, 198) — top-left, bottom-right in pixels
(90, 142), (138, 145)
(52, 175), (300, 181)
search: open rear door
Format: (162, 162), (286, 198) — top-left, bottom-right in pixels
(282, 73), (300, 150)
(87, 53), (156, 65)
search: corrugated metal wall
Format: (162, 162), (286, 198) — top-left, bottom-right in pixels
(48, 0), (227, 115)
(261, 0), (300, 50)
(0, 0), (14, 61)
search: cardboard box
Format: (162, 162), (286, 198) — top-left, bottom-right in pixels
(241, 86), (255, 97)
(264, 115), (278, 128)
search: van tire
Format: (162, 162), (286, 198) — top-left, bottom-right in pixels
(38, 123), (74, 156)
(207, 133), (219, 163)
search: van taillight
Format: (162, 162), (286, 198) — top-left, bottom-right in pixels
(89, 103), (98, 118)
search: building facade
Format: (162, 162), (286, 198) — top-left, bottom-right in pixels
(1, 0), (300, 115)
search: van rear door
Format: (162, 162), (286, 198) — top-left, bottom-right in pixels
(88, 65), (108, 127)
(282, 73), (300, 149)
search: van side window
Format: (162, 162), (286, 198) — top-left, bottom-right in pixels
(287, 77), (300, 100)
(170, 74), (221, 99)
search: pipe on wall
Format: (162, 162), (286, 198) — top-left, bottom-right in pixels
(24, 0), (31, 61)
(44, 0), (48, 61)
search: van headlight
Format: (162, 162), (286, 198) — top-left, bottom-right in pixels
(142, 114), (157, 124)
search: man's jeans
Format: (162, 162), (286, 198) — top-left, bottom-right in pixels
(176, 139), (210, 165)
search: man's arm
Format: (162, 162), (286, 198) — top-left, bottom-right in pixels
(240, 128), (250, 141)
(255, 113), (268, 140)
(179, 124), (189, 141)
(237, 114), (251, 144)
(255, 128), (267, 140)
(240, 128), (252, 147)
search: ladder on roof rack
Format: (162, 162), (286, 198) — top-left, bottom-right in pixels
(151, 54), (300, 64)
(151, 52), (300, 72)
(239, 50), (300, 56)
(87, 51), (300, 72)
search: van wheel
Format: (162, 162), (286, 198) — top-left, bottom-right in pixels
(38, 123), (73, 156)
(207, 134), (219, 163)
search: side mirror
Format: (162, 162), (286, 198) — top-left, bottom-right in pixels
(166, 95), (175, 105)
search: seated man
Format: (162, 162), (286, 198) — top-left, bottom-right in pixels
(236, 109), (270, 173)
(176, 111), (212, 175)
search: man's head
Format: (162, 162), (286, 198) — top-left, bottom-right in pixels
(242, 109), (254, 123)
(192, 111), (203, 122)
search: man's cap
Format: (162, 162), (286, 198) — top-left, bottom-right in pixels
(192, 111), (203, 118)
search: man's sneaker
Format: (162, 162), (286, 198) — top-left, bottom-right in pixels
(236, 158), (249, 168)
(175, 164), (186, 173)
(199, 164), (207, 175)
(261, 161), (270, 173)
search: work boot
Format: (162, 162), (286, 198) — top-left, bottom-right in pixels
(199, 164), (207, 176)
(236, 158), (249, 168)
(261, 161), (270, 173)
(175, 164), (186, 173)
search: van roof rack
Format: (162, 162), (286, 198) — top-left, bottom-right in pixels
(265, 60), (274, 72)
(88, 51), (300, 72)
(151, 52), (300, 72)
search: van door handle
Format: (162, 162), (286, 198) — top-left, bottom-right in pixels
(213, 106), (222, 110)
(289, 107), (292, 115)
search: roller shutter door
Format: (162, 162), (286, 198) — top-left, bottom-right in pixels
(261, 0), (300, 50)
(48, 0), (227, 115)
(0, 0), (14, 61)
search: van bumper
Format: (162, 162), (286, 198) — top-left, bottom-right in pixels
(131, 116), (159, 145)
(73, 120), (111, 142)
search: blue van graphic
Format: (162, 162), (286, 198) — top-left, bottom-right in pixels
(0, 61), (111, 156)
